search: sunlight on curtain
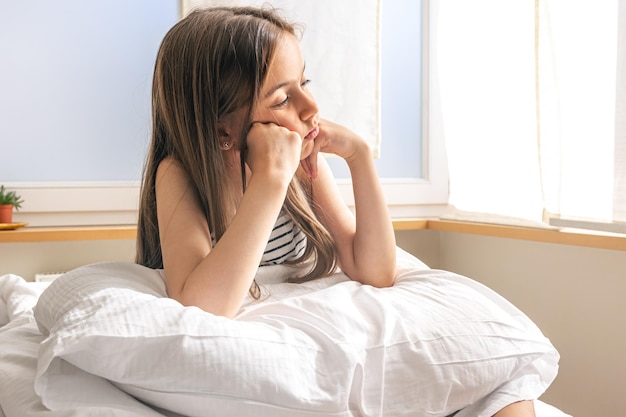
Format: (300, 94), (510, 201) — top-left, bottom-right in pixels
(179, 0), (381, 156)
(537, 0), (622, 227)
(436, 0), (625, 231)
(615, 2), (626, 223)
(434, 1), (544, 223)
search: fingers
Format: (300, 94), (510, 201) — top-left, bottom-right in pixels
(315, 119), (364, 162)
(245, 122), (302, 180)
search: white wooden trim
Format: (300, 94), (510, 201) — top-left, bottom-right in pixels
(5, 177), (448, 227)
(5, 182), (140, 227)
(548, 215), (626, 235)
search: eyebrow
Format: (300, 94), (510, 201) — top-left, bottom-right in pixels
(263, 63), (306, 99)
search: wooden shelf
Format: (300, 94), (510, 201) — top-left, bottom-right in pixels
(0, 221), (429, 244)
(392, 219), (430, 231)
(428, 219), (626, 252)
(0, 225), (136, 243)
(1, 219), (624, 251)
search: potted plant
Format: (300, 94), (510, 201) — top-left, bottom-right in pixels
(0, 185), (24, 224)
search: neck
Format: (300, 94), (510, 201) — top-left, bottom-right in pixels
(224, 156), (252, 211)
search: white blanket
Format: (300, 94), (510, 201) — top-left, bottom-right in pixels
(0, 249), (570, 417)
(0, 276), (170, 417)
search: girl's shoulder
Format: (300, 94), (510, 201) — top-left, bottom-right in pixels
(156, 157), (191, 186)
(157, 156), (183, 176)
(155, 157), (197, 202)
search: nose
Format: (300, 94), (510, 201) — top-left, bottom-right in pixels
(299, 89), (319, 121)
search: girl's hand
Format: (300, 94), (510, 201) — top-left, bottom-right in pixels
(245, 122), (302, 186)
(301, 119), (370, 179)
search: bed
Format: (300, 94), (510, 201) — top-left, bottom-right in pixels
(0, 248), (571, 417)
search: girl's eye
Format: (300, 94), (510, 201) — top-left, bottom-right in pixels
(272, 80), (311, 108)
(273, 96), (289, 108)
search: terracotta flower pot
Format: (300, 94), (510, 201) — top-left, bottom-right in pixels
(0, 204), (14, 224)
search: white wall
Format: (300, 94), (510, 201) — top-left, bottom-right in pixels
(0, 240), (136, 281)
(401, 231), (626, 417)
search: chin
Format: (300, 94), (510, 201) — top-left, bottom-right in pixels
(300, 142), (315, 160)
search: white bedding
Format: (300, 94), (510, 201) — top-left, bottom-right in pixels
(0, 248), (571, 417)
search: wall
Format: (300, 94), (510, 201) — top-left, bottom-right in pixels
(0, 239), (136, 281)
(1, 0), (423, 183)
(401, 231), (626, 417)
(0, 0), (177, 182)
(1, 229), (439, 284)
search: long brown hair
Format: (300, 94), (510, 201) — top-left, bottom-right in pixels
(136, 7), (337, 291)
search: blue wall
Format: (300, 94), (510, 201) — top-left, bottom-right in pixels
(0, 1), (178, 182)
(0, 0), (422, 182)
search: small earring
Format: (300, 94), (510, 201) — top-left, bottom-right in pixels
(221, 141), (230, 149)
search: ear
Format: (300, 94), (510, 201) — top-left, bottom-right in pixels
(216, 121), (230, 139)
(217, 107), (246, 150)
(216, 122), (233, 150)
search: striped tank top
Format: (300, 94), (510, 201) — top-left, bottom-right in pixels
(260, 211), (307, 266)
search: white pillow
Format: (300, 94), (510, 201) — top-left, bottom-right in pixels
(33, 249), (559, 417)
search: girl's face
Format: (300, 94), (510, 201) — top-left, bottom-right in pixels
(251, 33), (320, 160)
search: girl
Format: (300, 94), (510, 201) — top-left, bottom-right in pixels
(136, 6), (536, 417)
(136, 6), (396, 318)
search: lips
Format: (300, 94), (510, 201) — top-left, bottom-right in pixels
(304, 126), (319, 140)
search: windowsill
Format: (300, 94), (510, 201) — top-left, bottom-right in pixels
(423, 219), (626, 251)
(0, 225), (137, 243)
(1, 219), (624, 251)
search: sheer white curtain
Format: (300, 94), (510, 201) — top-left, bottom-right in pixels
(434, 1), (544, 224)
(537, 0), (626, 232)
(616, 4), (626, 223)
(435, 0), (626, 231)
(179, 0), (382, 156)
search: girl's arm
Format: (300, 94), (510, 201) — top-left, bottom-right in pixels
(306, 119), (396, 287)
(156, 124), (302, 318)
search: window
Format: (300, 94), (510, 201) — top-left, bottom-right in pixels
(437, 0), (626, 234)
(330, 0), (448, 218)
(1, 0), (446, 227)
(538, 0), (626, 233)
(0, 0), (177, 226)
